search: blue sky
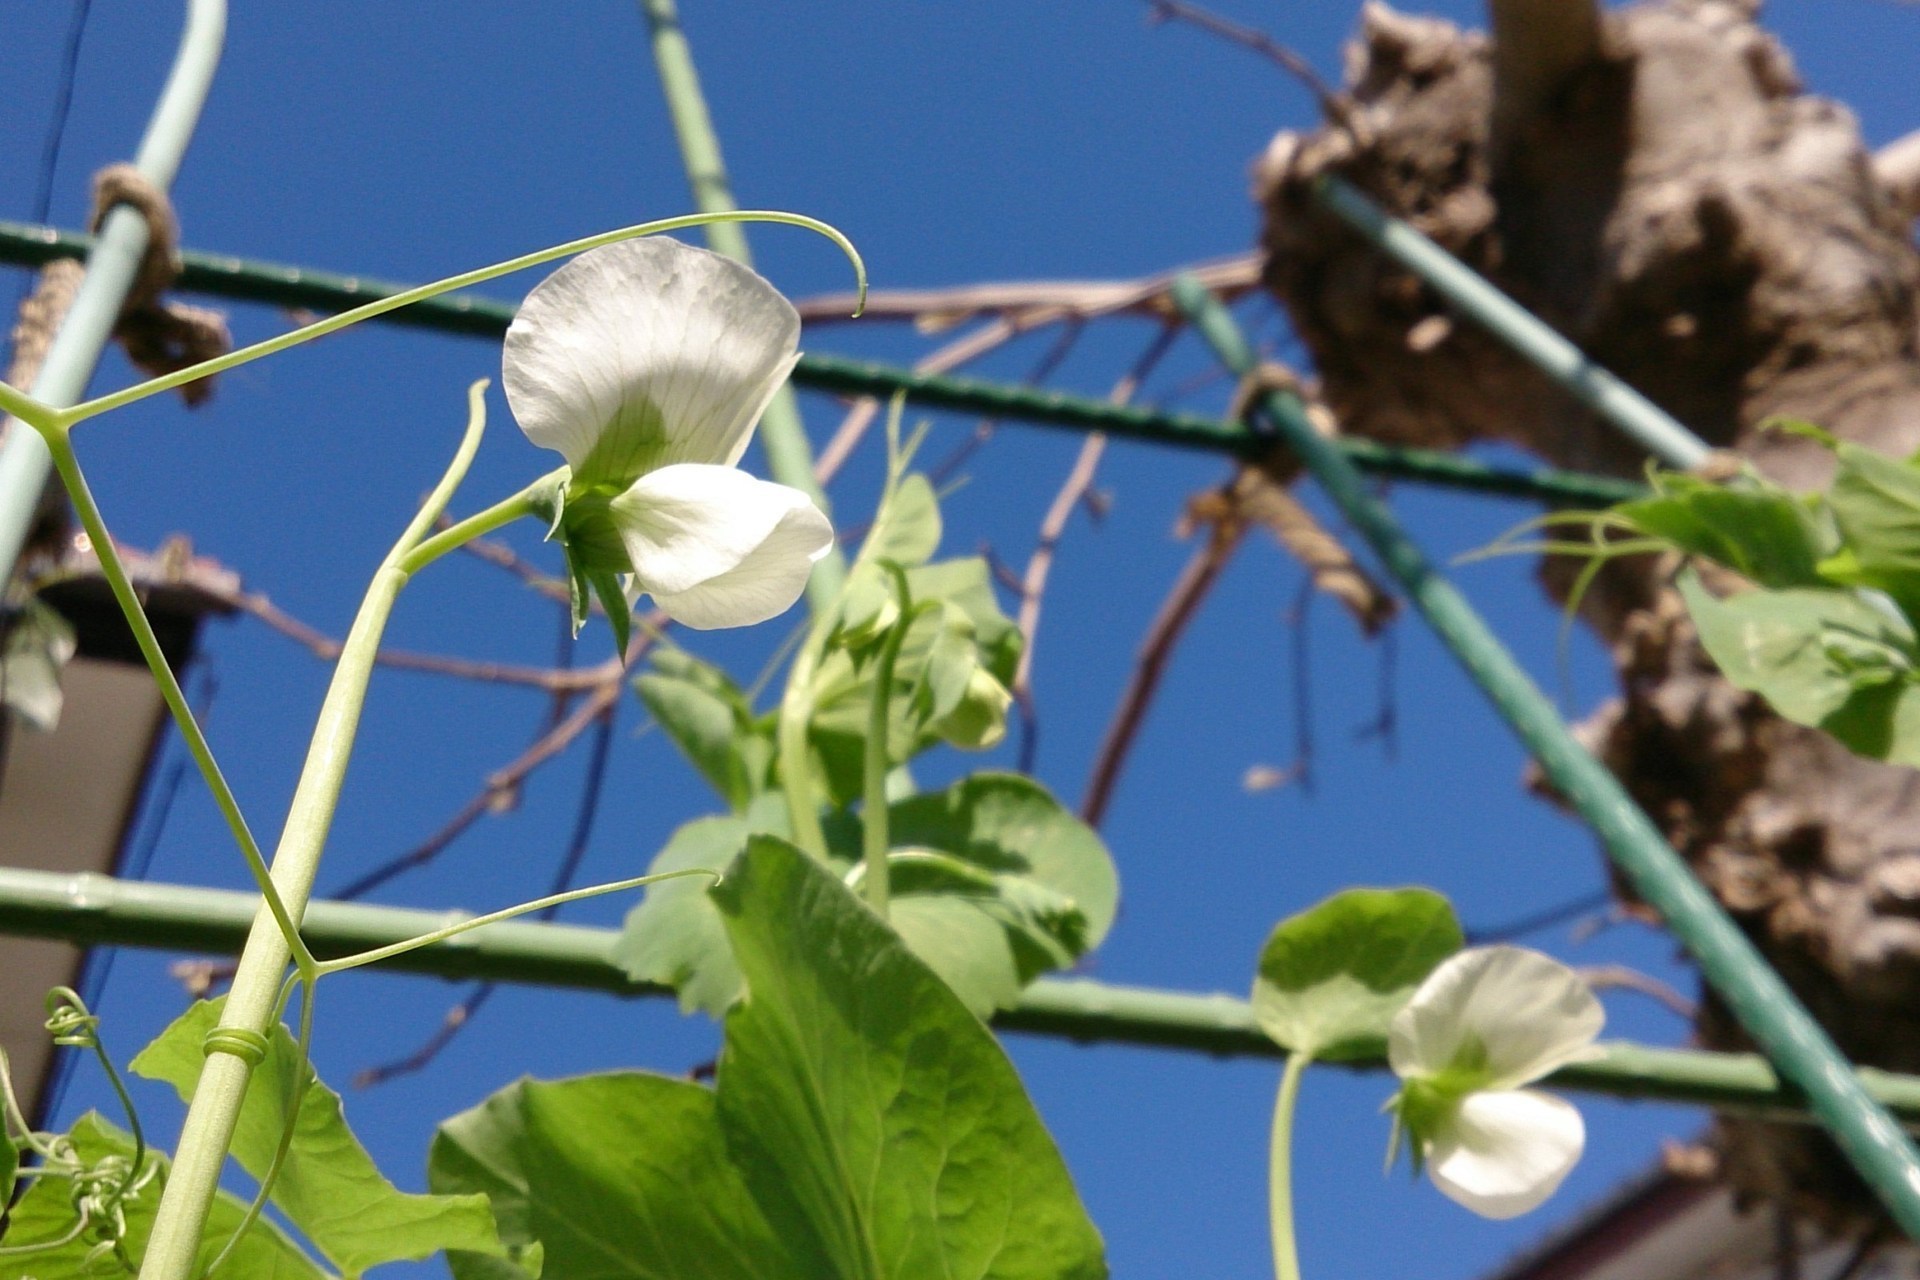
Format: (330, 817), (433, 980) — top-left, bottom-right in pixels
(5, 3), (1916, 1277)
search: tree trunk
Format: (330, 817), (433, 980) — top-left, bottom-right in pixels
(1257, 0), (1920, 1231)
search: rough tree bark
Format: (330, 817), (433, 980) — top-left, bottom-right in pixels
(1256, 0), (1920, 1230)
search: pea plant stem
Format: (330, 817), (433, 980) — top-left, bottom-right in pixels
(134, 385), (496, 1280)
(1270, 1053), (1310, 1280)
(859, 574), (914, 917)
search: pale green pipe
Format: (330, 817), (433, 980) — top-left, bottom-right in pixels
(1314, 175), (1712, 472)
(9, 866), (1920, 1127)
(636, 0), (846, 607)
(0, 0), (227, 583)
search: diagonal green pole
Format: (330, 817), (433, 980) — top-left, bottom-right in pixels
(1313, 175), (1712, 471)
(0, 0), (227, 584)
(1171, 274), (1920, 1239)
(635, 0), (845, 607)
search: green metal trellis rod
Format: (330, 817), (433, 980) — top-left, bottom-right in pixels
(0, 219), (1644, 510)
(1171, 274), (1920, 1238)
(7, 864), (1920, 1129)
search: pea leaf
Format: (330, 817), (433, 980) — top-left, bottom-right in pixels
(633, 649), (772, 812)
(131, 998), (505, 1276)
(615, 774), (1117, 1018)
(0, 1133), (18, 1218)
(1615, 472), (1827, 589)
(1825, 442), (1920, 617)
(612, 797), (788, 1017)
(1, 599), (75, 733)
(712, 837), (1107, 1279)
(437, 839), (1106, 1280)
(1252, 887), (1462, 1061)
(0, 1114), (323, 1280)
(877, 773), (1117, 1015)
(1679, 569), (1920, 765)
(431, 1073), (795, 1280)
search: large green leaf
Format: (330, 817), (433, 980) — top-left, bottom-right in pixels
(615, 775), (1117, 1018)
(436, 839), (1104, 1280)
(0, 1114), (323, 1280)
(1252, 888), (1461, 1062)
(1678, 569), (1920, 764)
(712, 837), (1106, 1280)
(131, 999), (504, 1277)
(430, 1073), (799, 1280)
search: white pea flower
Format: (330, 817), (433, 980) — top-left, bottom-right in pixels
(1386, 945), (1604, 1220)
(504, 237), (832, 631)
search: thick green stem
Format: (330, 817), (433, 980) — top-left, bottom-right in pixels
(778, 631), (830, 860)
(636, 0), (846, 609)
(859, 585), (913, 917)
(1269, 1053), (1309, 1280)
(134, 385), (495, 1280)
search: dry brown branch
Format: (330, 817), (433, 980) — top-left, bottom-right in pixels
(455, 528), (573, 606)
(1141, 0), (1351, 127)
(1080, 512), (1245, 828)
(1875, 127), (1920, 221)
(794, 253), (1260, 333)
(208, 579), (609, 692)
(1015, 325), (1183, 715)
(1577, 963), (1698, 1021)
(327, 618), (651, 900)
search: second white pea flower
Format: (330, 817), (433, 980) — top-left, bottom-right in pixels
(1386, 945), (1604, 1220)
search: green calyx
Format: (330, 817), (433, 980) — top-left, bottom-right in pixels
(1386, 1054), (1494, 1171)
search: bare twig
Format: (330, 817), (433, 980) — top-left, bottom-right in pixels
(455, 528), (572, 606)
(812, 316), (1026, 482)
(794, 253), (1261, 333)
(355, 708), (619, 1087)
(1081, 512), (1245, 827)
(1576, 963), (1697, 1020)
(1141, 0), (1352, 127)
(1014, 325), (1182, 770)
(325, 620), (652, 901)
(219, 583), (609, 691)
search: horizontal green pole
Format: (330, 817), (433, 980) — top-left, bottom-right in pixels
(1314, 176), (1713, 471)
(0, 219), (1643, 509)
(1173, 274), (1920, 1240)
(3, 866), (1919, 1127)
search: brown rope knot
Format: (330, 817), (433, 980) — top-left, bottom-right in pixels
(88, 163), (231, 406)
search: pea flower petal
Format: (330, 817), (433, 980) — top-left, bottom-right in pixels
(503, 238), (801, 488)
(1427, 1089), (1585, 1219)
(1389, 945), (1604, 1089)
(610, 463), (833, 630)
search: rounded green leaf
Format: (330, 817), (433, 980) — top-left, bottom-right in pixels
(1252, 887), (1462, 1061)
